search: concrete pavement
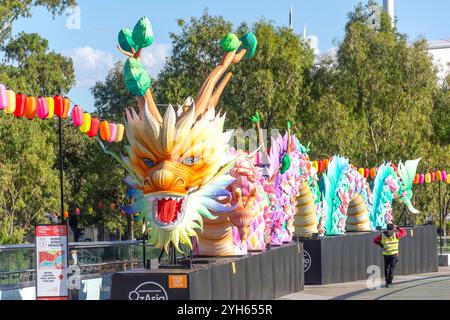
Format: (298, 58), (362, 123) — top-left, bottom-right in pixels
(281, 267), (450, 300)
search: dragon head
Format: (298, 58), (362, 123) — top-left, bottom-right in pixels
(123, 104), (234, 251)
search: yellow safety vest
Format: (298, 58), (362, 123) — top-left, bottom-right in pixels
(381, 232), (399, 256)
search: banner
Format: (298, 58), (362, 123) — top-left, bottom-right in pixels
(35, 224), (69, 300)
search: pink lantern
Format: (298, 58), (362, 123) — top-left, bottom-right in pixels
(419, 173), (425, 185)
(442, 171), (447, 183)
(36, 97), (49, 119)
(0, 84), (8, 110)
(75, 208), (80, 216)
(108, 123), (117, 143)
(71, 105), (84, 127)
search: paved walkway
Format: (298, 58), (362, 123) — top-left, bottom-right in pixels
(281, 267), (450, 300)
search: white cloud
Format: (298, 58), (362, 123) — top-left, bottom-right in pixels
(140, 43), (171, 78)
(64, 46), (115, 87)
(307, 35), (320, 56)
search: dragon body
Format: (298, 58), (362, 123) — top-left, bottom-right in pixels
(108, 17), (421, 257)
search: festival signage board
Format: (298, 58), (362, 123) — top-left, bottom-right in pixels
(35, 224), (69, 300)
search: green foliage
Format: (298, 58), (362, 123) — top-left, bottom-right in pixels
(157, 11), (314, 134)
(124, 58), (151, 96)
(0, 32), (75, 95)
(132, 17), (154, 49)
(0, 115), (59, 244)
(0, 0), (77, 45)
(90, 61), (138, 120)
(220, 33), (240, 52)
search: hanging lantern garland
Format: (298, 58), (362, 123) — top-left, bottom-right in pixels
(0, 83), (125, 143)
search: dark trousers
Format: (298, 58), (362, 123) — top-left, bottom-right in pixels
(384, 255), (398, 285)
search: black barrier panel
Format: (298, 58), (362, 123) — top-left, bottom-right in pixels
(298, 225), (438, 285)
(110, 243), (304, 300)
(259, 249), (274, 300)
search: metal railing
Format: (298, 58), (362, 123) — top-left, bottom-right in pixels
(0, 240), (162, 290)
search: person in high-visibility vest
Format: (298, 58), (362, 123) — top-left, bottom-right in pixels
(373, 224), (407, 288)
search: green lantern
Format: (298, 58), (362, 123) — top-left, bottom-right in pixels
(221, 33), (240, 52)
(240, 32), (258, 59)
(132, 17), (154, 49)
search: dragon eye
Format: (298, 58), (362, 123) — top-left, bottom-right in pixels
(182, 156), (200, 166)
(142, 158), (154, 167)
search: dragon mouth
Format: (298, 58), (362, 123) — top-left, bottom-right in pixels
(150, 194), (187, 229)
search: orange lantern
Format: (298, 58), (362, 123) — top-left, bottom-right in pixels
(370, 168), (376, 179)
(435, 171), (442, 181)
(64, 210), (69, 219)
(61, 97), (70, 119)
(413, 174), (419, 185)
(25, 96), (37, 120)
(322, 159), (329, 172)
(99, 120), (110, 141)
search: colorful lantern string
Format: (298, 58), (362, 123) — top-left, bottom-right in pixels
(0, 84), (125, 143)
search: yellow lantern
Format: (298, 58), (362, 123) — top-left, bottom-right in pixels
(115, 124), (125, 142)
(312, 161), (318, 172)
(4, 90), (16, 114)
(358, 168), (365, 176)
(46, 97), (54, 118)
(425, 173), (431, 184)
(447, 175), (450, 184)
(79, 113), (92, 133)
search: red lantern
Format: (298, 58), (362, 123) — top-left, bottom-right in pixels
(87, 118), (100, 138)
(62, 97), (70, 119)
(71, 105), (84, 127)
(364, 168), (369, 179)
(430, 172), (435, 182)
(318, 160), (323, 173)
(14, 93), (26, 118)
(54, 95), (64, 117)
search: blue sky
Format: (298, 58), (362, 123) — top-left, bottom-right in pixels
(11, 0), (450, 112)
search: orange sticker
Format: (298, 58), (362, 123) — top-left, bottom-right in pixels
(169, 275), (187, 289)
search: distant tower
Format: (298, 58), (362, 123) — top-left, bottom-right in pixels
(383, 0), (395, 27)
(289, 1), (293, 30)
